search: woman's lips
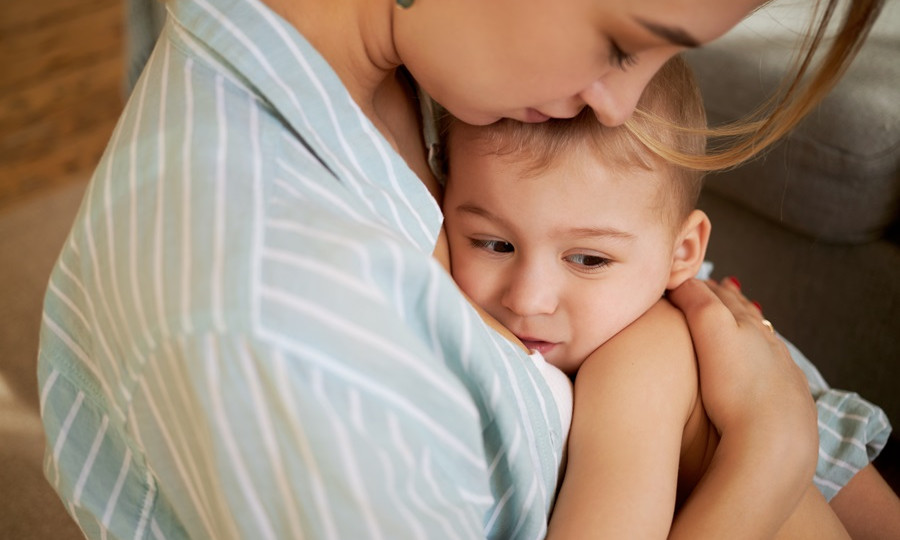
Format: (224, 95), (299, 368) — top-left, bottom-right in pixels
(522, 108), (551, 123)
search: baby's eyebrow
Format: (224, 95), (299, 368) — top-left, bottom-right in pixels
(456, 203), (510, 226)
(563, 226), (635, 241)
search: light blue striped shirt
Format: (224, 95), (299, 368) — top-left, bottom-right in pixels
(38, 0), (889, 537)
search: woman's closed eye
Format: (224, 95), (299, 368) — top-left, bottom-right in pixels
(565, 253), (612, 271)
(470, 238), (515, 254)
(609, 40), (637, 71)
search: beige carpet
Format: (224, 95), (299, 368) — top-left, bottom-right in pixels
(0, 179), (87, 539)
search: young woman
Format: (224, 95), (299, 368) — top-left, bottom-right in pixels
(39, 0), (887, 538)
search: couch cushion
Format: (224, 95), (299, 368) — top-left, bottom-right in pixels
(685, 0), (900, 244)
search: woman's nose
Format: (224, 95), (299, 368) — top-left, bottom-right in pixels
(578, 78), (643, 127)
(579, 57), (668, 127)
(501, 266), (558, 317)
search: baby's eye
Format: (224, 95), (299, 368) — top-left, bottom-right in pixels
(471, 238), (515, 254)
(565, 253), (611, 270)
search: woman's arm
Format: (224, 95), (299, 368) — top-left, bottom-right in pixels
(667, 278), (820, 538)
(546, 299), (703, 539)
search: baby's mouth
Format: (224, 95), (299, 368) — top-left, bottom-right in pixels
(517, 337), (557, 355)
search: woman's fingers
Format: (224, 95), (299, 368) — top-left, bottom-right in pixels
(668, 277), (816, 439)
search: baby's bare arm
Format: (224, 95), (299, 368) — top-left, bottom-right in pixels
(547, 299), (700, 539)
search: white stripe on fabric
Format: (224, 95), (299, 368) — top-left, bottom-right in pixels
(387, 415), (460, 540)
(352, 107), (418, 245)
(489, 374), (502, 412)
(818, 401), (871, 423)
(136, 378), (217, 538)
(40, 369), (60, 416)
(206, 338), (278, 540)
(490, 343), (535, 478)
(818, 421), (868, 453)
(249, 97), (265, 334)
(375, 451), (427, 540)
(272, 351), (339, 540)
(56, 259), (130, 398)
(423, 448), (473, 540)
(102, 448), (132, 528)
(52, 391), (85, 485)
(458, 302), (473, 372)
(153, 40), (171, 341)
(58, 259), (88, 307)
(262, 248), (383, 302)
(195, 0), (380, 222)
(212, 74), (228, 332)
(48, 280), (91, 330)
(459, 487), (494, 506)
(237, 339), (305, 539)
(42, 315), (121, 418)
(818, 447), (861, 474)
(134, 471), (157, 540)
(180, 58), (195, 335)
(267, 219), (375, 287)
(259, 285), (478, 420)
(311, 370), (384, 540)
(483, 485), (515, 535)
(814, 475), (843, 493)
(493, 338), (548, 508)
(73, 414), (109, 505)
(425, 266), (445, 363)
(486, 445), (506, 479)
(169, 21), (257, 98)
(353, 106), (435, 244)
(234, 0), (394, 222)
(150, 343), (217, 525)
(275, 157), (380, 229)
(510, 477), (541, 539)
(128, 57), (156, 353)
(151, 519), (165, 540)
(386, 241), (406, 320)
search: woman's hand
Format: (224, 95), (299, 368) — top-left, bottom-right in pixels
(668, 277), (817, 443)
(667, 277), (819, 538)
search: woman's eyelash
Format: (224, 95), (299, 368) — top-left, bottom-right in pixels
(609, 41), (637, 71)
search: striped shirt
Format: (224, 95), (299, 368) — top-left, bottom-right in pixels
(38, 0), (564, 537)
(38, 0), (889, 537)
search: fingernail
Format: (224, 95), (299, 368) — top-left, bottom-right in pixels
(752, 301), (762, 312)
(727, 276), (741, 289)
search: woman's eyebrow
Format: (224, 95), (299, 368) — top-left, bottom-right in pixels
(635, 18), (700, 48)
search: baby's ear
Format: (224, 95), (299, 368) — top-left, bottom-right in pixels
(667, 210), (711, 290)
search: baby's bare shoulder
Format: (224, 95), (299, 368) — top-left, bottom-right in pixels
(578, 298), (698, 408)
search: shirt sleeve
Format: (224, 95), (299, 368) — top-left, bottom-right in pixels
(784, 336), (893, 500)
(119, 332), (495, 539)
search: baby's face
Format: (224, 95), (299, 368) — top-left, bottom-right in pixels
(444, 139), (681, 375)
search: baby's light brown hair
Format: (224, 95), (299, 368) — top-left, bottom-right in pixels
(443, 55), (707, 226)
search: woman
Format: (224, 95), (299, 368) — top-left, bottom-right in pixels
(39, 0), (889, 538)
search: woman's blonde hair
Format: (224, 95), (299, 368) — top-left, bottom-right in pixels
(635, 0), (884, 171)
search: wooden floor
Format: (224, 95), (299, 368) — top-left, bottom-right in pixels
(0, 0), (125, 208)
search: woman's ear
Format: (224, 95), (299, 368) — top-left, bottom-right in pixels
(666, 210), (711, 290)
